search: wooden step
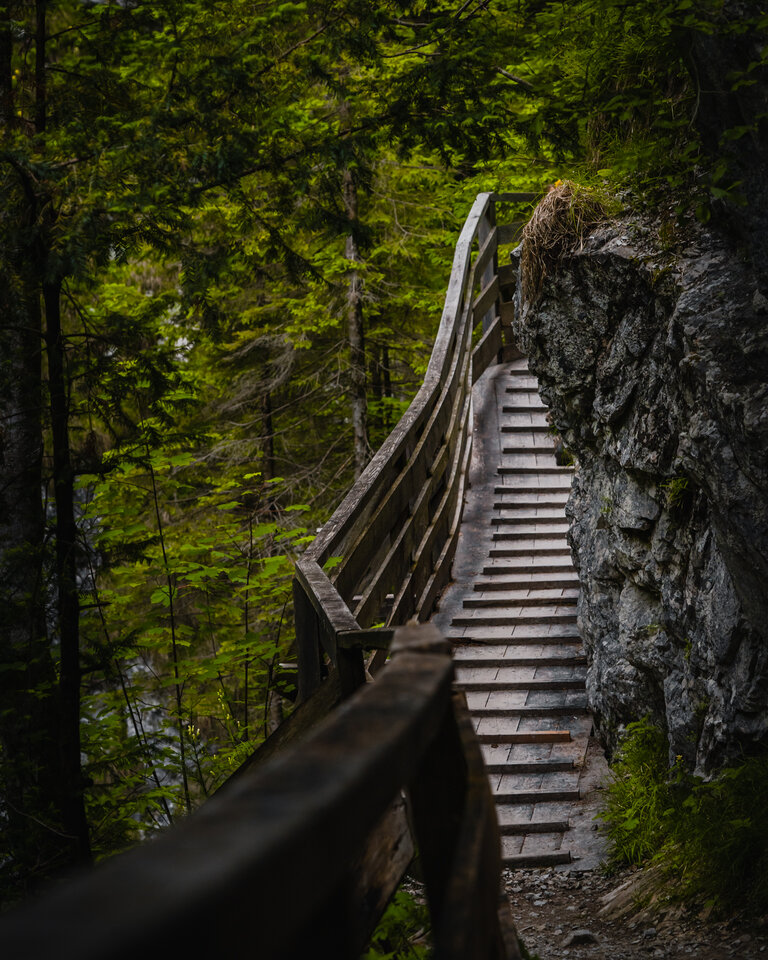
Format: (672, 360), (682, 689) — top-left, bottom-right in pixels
(490, 515), (567, 526)
(497, 465), (573, 475)
(494, 484), (572, 495)
(494, 505), (569, 517)
(483, 759), (574, 775)
(501, 443), (555, 461)
(493, 507), (568, 518)
(493, 501), (568, 511)
(462, 593), (577, 609)
(502, 405), (547, 414)
(488, 546), (571, 558)
(451, 611), (576, 627)
(505, 380), (539, 392)
(499, 820), (569, 836)
(501, 423), (550, 433)
(492, 531), (569, 542)
(456, 655), (586, 669)
(472, 577), (577, 591)
(457, 678), (584, 692)
(475, 730), (572, 744)
(448, 633), (582, 646)
(471, 702), (588, 718)
(481, 563), (574, 576)
(493, 787), (580, 803)
(501, 445), (559, 456)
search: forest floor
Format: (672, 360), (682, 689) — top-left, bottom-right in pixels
(506, 861), (768, 960)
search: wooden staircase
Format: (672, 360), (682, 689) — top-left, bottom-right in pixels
(432, 356), (591, 869)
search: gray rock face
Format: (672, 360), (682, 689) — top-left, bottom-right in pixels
(514, 219), (768, 773)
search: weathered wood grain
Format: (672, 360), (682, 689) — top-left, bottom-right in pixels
(472, 315), (503, 381)
(293, 576), (324, 701)
(333, 303), (471, 604)
(472, 274), (500, 326)
(475, 224), (498, 280)
(416, 394), (474, 620)
(498, 262), (518, 288)
(388, 380), (471, 625)
(350, 795), (415, 949)
(432, 693), (520, 960)
(0, 627), (456, 960)
(500, 300), (516, 326)
(491, 192), (537, 203)
(306, 194), (492, 567)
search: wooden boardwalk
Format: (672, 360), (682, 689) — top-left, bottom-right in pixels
(432, 357), (605, 870)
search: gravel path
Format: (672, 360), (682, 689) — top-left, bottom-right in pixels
(505, 864), (768, 960)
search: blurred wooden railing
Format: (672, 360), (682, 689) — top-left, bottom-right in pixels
(0, 626), (521, 960)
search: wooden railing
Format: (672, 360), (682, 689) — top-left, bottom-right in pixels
(292, 191), (534, 705)
(0, 626), (520, 960)
(0, 192), (535, 960)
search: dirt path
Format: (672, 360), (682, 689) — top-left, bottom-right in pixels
(505, 863), (768, 960)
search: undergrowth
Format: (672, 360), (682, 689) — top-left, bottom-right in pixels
(601, 718), (768, 916)
(363, 887), (431, 959)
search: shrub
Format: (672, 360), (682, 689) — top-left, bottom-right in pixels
(600, 717), (768, 915)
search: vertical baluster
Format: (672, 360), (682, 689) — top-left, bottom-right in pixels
(477, 199), (500, 335)
(293, 577), (323, 702)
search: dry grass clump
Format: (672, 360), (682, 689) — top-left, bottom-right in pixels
(521, 180), (608, 303)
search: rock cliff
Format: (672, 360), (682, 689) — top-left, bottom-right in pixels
(513, 212), (768, 774)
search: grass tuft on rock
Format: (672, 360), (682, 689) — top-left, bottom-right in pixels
(520, 180), (609, 303)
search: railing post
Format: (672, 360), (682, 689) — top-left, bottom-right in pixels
(293, 577), (323, 702)
(391, 627), (465, 914)
(392, 624), (520, 960)
(477, 199), (499, 336)
(337, 645), (366, 697)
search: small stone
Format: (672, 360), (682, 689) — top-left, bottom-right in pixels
(563, 929), (599, 947)
(533, 899), (547, 907)
(753, 289), (768, 314)
(643, 927), (658, 939)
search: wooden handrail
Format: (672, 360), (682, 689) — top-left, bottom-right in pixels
(293, 191), (535, 701)
(0, 625), (520, 960)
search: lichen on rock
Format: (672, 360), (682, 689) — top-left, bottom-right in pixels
(514, 205), (768, 775)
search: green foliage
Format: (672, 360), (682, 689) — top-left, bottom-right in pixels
(363, 888), (431, 960)
(601, 718), (675, 865)
(601, 718), (768, 915)
(660, 475), (690, 509)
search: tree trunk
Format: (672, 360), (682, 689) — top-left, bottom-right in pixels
(342, 167), (370, 479)
(0, 262), (77, 900)
(44, 279), (91, 868)
(261, 389), (275, 481)
(0, 4), (13, 126)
